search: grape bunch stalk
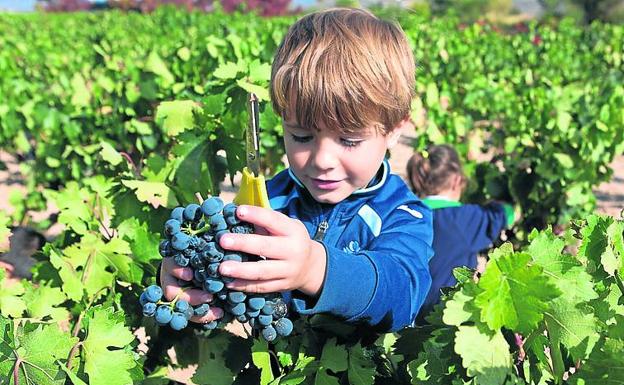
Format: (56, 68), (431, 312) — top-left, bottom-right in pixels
(139, 196), (293, 342)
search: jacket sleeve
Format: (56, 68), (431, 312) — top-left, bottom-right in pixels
(290, 202), (434, 332)
(455, 202), (509, 254)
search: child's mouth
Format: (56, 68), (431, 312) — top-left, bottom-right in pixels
(310, 178), (342, 190)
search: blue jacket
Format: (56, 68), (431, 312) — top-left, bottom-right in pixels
(267, 161), (434, 332)
(420, 197), (512, 312)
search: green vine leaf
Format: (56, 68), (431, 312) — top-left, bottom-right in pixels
(0, 316), (77, 385)
(475, 244), (561, 334)
(0, 270), (26, 318)
(193, 332), (241, 385)
(252, 339), (274, 385)
(121, 180), (180, 209)
(155, 100), (201, 137)
(454, 325), (513, 384)
(82, 307), (137, 385)
(52, 233), (137, 301)
(314, 369), (340, 385)
(320, 338), (348, 373)
(22, 282), (69, 321)
(347, 343), (375, 385)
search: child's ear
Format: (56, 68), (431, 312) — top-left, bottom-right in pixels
(386, 118), (412, 149)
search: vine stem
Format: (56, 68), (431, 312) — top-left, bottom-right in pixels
(195, 192), (204, 204)
(13, 357), (21, 385)
(119, 151), (140, 177)
(66, 287), (107, 370)
(544, 316), (565, 384)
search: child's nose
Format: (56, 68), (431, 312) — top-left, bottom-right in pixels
(311, 139), (339, 171)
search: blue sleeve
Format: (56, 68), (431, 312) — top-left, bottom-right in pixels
(456, 203), (508, 254)
(291, 203), (434, 332)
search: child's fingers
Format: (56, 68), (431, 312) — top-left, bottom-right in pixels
(236, 205), (297, 236)
(162, 257), (193, 281)
(219, 260), (287, 281)
(161, 259), (212, 305)
(219, 233), (290, 260)
(190, 306), (224, 324)
(224, 278), (287, 294)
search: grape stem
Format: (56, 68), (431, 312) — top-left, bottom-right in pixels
(195, 192), (204, 204)
(187, 223), (212, 235)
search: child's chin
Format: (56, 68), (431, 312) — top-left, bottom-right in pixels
(309, 190), (350, 204)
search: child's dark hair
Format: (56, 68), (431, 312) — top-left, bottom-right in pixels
(407, 144), (466, 197)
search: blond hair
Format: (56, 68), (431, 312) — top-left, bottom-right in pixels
(270, 8), (415, 135)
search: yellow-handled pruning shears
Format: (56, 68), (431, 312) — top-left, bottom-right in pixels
(233, 93), (271, 208)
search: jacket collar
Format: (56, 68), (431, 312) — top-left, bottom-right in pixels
(422, 195), (462, 209)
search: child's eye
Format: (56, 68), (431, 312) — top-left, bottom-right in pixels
(291, 134), (313, 143)
(340, 138), (362, 148)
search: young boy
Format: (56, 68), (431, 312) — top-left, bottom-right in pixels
(160, 8), (434, 332)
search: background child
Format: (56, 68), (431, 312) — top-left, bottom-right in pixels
(407, 144), (514, 313)
(160, 8), (435, 332)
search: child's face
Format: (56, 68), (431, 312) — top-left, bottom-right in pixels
(283, 119), (401, 204)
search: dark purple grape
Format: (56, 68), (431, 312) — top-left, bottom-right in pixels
(210, 215), (227, 231)
(203, 320), (218, 330)
(201, 197), (224, 217)
(261, 301), (275, 315)
(183, 204), (203, 222)
(223, 252), (242, 262)
(144, 285), (163, 303)
(171, 232), (191, 251)
(184, 306), (195, 320)
(273, 299), (288, 319)
(229, 302), (246, 316)
(190, 255), (204, 269)
(170, 207), (185, 222)
(204, 279), (224, 294)
(274, 317), (293, 337)
(258, 314), (273, 326)
(159, 240), (171, 257)
(194, 269), (208, 282)
(223, 203), (237, 218)
(248, 297), (266, 311)
(170, 312), (188, 330)
(231, 224), (254, 234)
(173, 254), (190, 267)
(155, 305), (173, 325)
(143, 302), (157, 317)
(227, 291), (246, 304)
(139, 292), (149, 306)
(207, 263), (220, 277)
(262, 325), (277, 342)
(175, 300), (190, 313)
(194, 304), (210, 317)
(164, 219), (181, 238)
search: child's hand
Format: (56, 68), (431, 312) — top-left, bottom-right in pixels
(218, 205), (327, 296)
(160, 257), (223, 323)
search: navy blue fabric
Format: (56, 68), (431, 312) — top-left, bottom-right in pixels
(422, 202), (507, 311)
(266, 161), (434, 332)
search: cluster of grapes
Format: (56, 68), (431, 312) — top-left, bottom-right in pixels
(139, 197), (293, 341)
(139, 284), (209, 331)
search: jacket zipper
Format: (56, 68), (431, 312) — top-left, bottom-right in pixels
(313, 220), (329, 241)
